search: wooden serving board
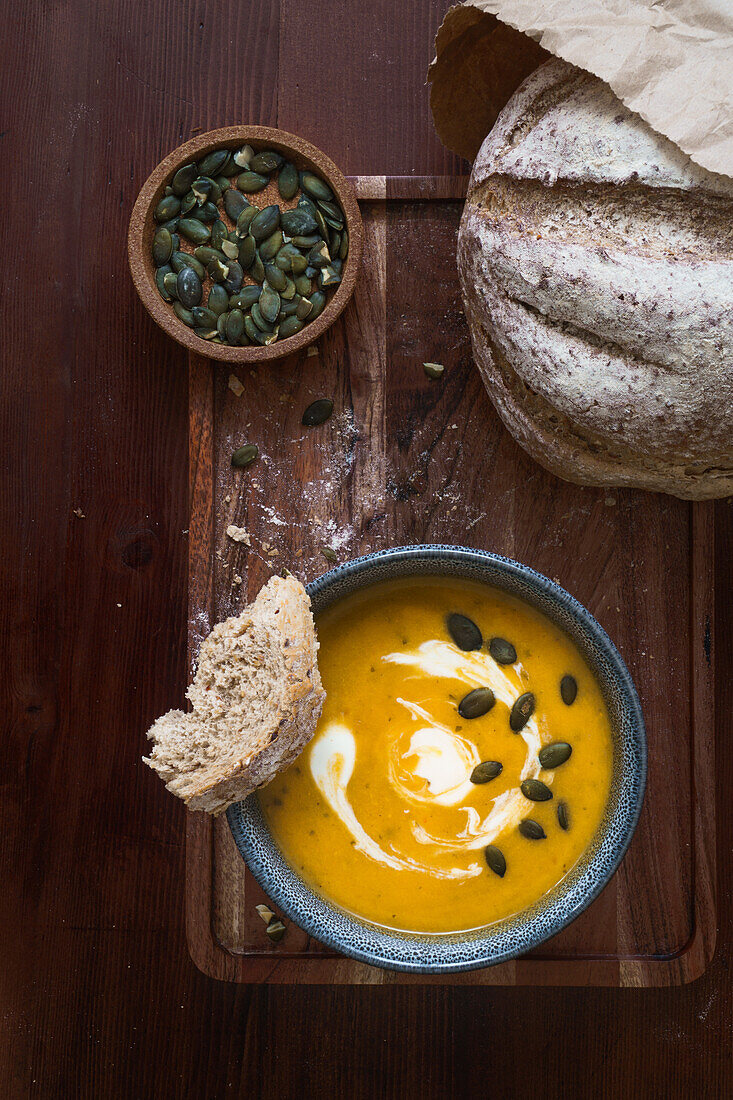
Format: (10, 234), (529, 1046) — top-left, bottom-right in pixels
(185, 175), (716, 986)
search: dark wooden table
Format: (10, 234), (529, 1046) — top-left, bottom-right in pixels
(2, 1), (731, 1095)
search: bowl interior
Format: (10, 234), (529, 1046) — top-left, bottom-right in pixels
(227, 545), (647, 973)
(128, 126), (362, 362)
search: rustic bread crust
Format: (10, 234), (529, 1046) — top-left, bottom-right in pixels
(143, 575), (325, 815)
(459, 59), (733, 500)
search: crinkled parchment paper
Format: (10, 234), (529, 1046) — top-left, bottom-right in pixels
(429, 0), (733, 177)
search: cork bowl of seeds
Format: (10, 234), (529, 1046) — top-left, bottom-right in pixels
(128, 126), (363, 361)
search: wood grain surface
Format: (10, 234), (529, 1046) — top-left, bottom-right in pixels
(1, 0), (732, 1095)
(186, 178), (716, 987)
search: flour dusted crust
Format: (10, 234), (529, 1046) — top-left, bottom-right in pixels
(143, 575), (325, 814)
(458, 59), (733, 499)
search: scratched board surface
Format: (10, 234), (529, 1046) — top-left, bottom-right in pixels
(185, 180), (715, 986)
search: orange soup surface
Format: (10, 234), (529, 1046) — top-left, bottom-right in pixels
(260, 577), (613, 933)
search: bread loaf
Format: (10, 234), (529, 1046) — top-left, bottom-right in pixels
(458, 59), (733, 499)
(143, 575), (325, 814)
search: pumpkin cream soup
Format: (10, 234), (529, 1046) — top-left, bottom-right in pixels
(260, 578), (613, 933)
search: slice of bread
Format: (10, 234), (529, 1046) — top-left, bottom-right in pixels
(143, 574), (325, 814)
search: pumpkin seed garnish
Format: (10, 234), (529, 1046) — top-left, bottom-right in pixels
(155, 266), (174, 301)
(489, 637), (517, 665)
(302, 398), (333, 427)
(560, 674), (578, 705)
(250, 204), (281, 241)
(235, 205), (257, 237)
(470, 760), (502, 784)
(221, 239), (239, 260)
(509, 692), (535, 732)
(518, 819), (546, 840)
(539, 742), (573, 769)
(259, 228), (284, 262)
(191, 306), (218, 329)
(279, 316), (303, 339)
(308, 290), (327, 320)
(178, 218), (211, 245)
(207, 285), (229, 316)
(162, 271), (179, 298)
(233, 144), (254, 169)
(152, 227), (173, 267)
(211, 219), (228, 251)
(250, 150), (284, 174)
(266, 919), (286, 944)
(320, 545), (338, 563)
(255, 903), (275, 924)
(237, 170), (269, 193)
(173, 301), (195, 327)
(423, 362), (444, 380)
(171, 162), (198, 196)
(154, 194), (181, 222)
(176, 266), (203, 308)
(521, 778), (553, 802)
(484, 845), (507, 878)
(229, 286), (261, 310)
(231, 443), (258, 468)
(301, 171), (334, 202)
(198, 149), (230, 178)
(278, 161), (299, 200)
(557, 801), (571, 831)
(458, 687), (495, 719)
(224, 188), (249, 222)
(237, 234), (257, 270)
(226, 309), (245, 346)
(446, 613), (482, 651)
(295, 295), (314, 320)
(259, 283), (281, 324)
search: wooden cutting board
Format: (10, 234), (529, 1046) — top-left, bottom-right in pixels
(185, 176), (716, 985)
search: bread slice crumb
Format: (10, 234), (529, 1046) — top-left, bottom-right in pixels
(226, 525), (251, 545)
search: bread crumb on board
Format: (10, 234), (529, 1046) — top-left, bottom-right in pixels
(228, 374), (245, 397)
(72, 507), (85, 518)
(226, 525), (251, 545)
(232, 574), (242, 586)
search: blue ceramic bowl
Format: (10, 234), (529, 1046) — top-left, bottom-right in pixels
(227, 545), (646, 974)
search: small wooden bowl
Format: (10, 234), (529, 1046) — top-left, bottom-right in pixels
(128, 126), (363, 362)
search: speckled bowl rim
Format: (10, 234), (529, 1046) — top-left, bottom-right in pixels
(227, 545), (647, 974)
(127, 126), (363, 363)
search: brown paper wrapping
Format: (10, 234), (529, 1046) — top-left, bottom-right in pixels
(429, 0), (733, 178)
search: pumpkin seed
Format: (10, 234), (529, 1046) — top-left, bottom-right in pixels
(191, 306), (218, 328)
(222, 260), (244, 294)
(159, 216), (178, 232)
(225, 309), (245, 346)
(211, 220), (228, 251)
(280, 275), (296, 300)
(229, 286), (261, 310)
(557, 801), (571, 831)
(301, 171), (333, 202)
(290, 252), (308, 275)
(264, 264), (288, 292)
(329, 229), (341, 257)
(446, 612), (482, 651)
(539, 742), (573, 769)
(191, 200), (219, 224)
(219, 153), (239, 178)
(489, 637), (517, 665)
(318, 265), (341, 289)
(318, 198), (343, 221)
(233, 144), (254, 169)
(215, 174), (230, 193)
(244, 314), (263, 343)
(179, 190), (197, 216)
(275, 243), (300, 271)
(518, 819), (546, 840)
(152, 227), (173, 267)
(302, 398), (333, 427)
(259, 229), (284, 262)
(521, 778), (553, 802)
(162, 271), (178, 298)
(250, 253), (265, 283)
(308, 290), (326, 320)
(231, 442), (258, 467)
(339, 229), (349, 260)
(237, 234), (257, 270)
(193, 246), (226, 267)
(178, 218), (211, 245)
(470, 760), (503, 784)
(191, 177), (213, 204)
(171, 162), (198, 196)
(259, 283), (281, 324)
(292, 234), (320, 249)
(154, 194), (181, 222)
(295, 295), (313, 320)
(281, 208), (318, 237)
(176, 267), (202, 309)
(224, 189), (249, 222)
(308, 241), (331, 268)
(250, 150), (283, 174)
(278, 161), (299, 200)
(170, 233), (180, 253)
(266, 919), (286, 944)
(237, 170), (268, 193)
(250, 204), (280, 241)
(294, 274), (312, 297)
(198, 149), (230, 178)
(560, 674), (578, 706)
(484, 845), (506, 878)
(320, 545), (337, 563)
(509, 692), (535, 732)
(222, 239), (239, 260)
(194, 326), (218, 340)
(458, 687), (495, 719)
(207, 284), (229, 316)
(173, 301), (195, 327)
(251, 302), (273, 332)
(235, 205), (257, 236)
(207, 257), (229, 284)
(216, 312), (229, 338)
(279, 298), (300, 318)
(155, 266), (174, 301)
(423, 362), (444, 380)
(279, 316), (303, 339)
